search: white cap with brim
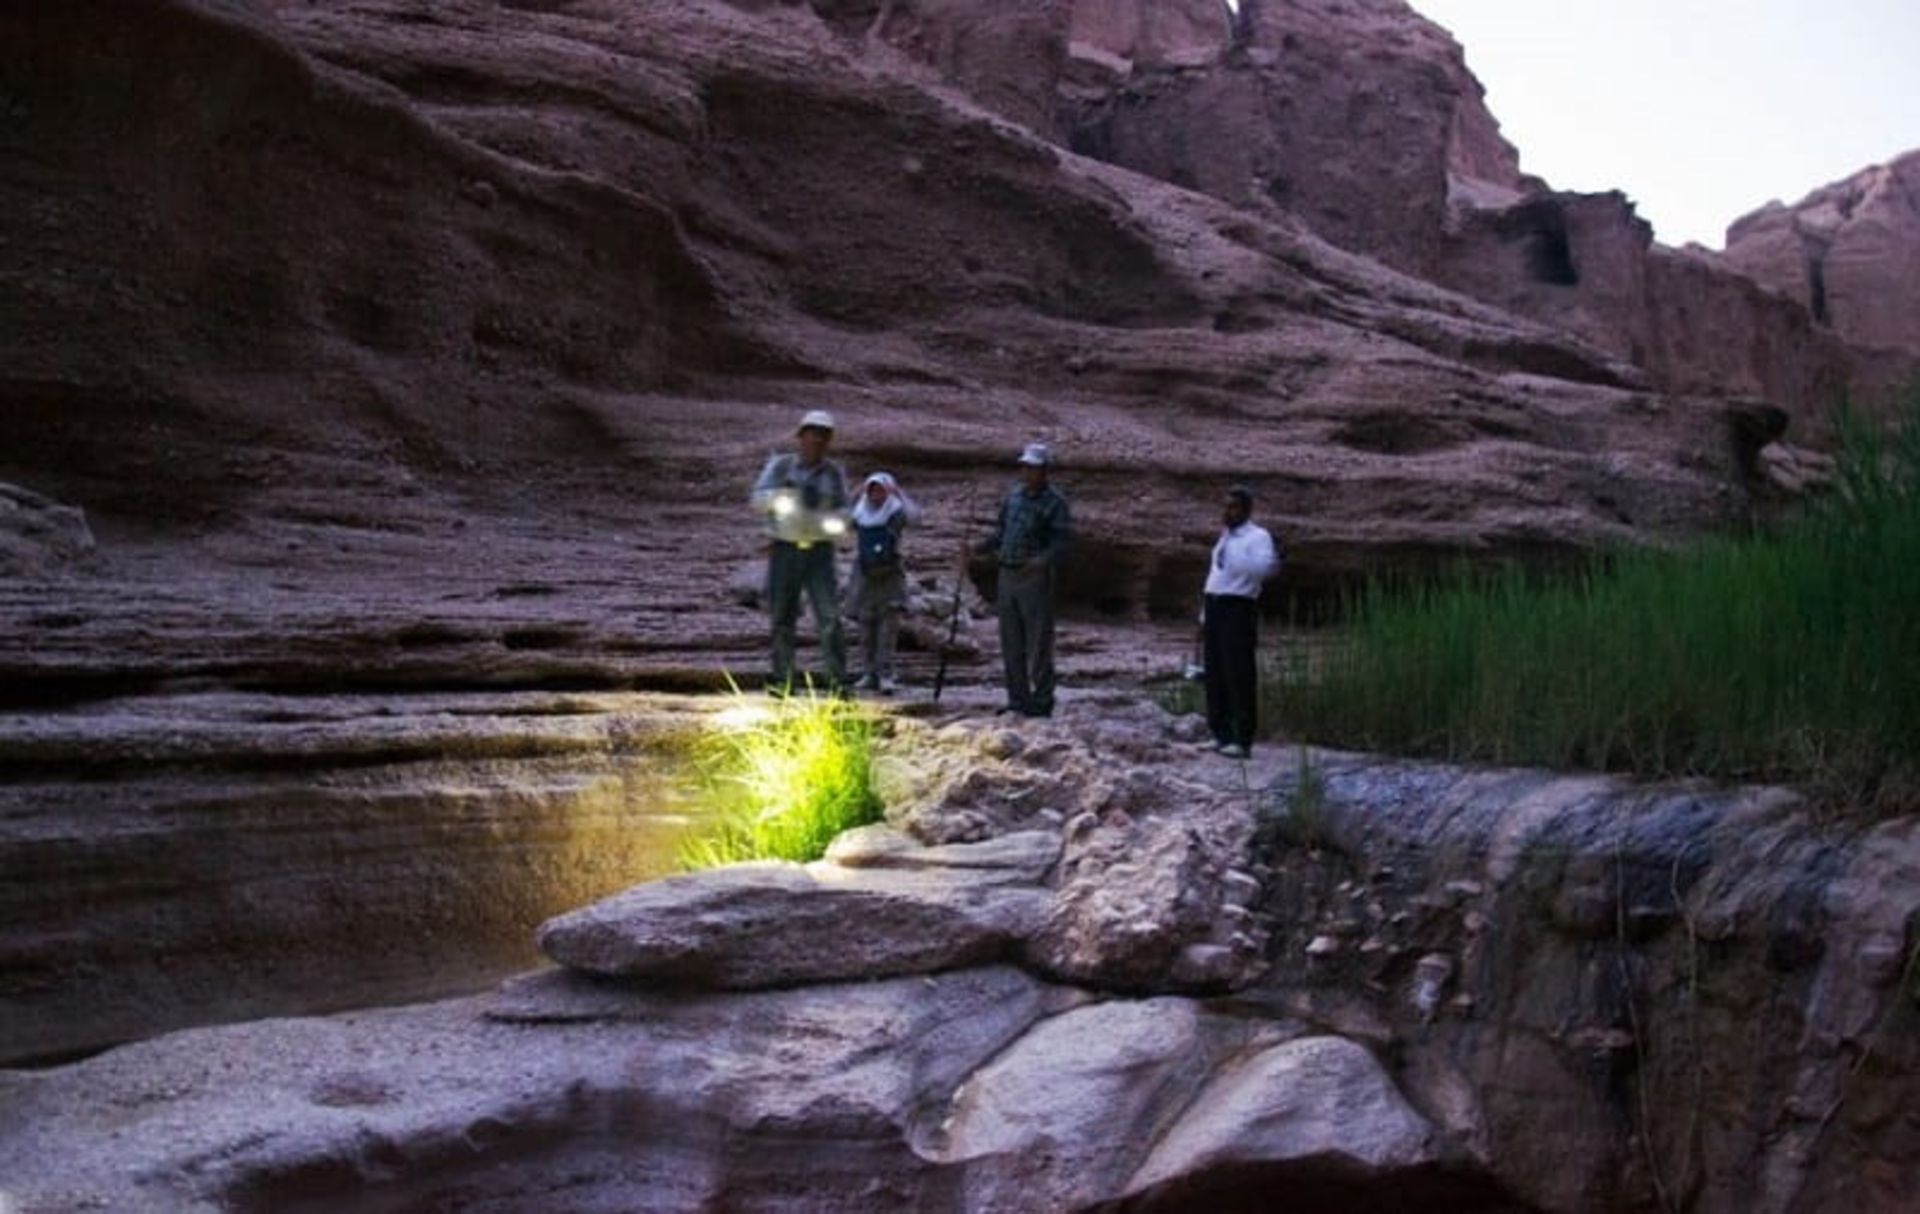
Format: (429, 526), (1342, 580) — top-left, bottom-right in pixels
(1017, 442), (1052, 467)
(797, 409), (836, 433)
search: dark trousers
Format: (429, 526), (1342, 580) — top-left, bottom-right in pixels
(996, 562), (1056, 714)
(767, 542), (846, 689)
(1203, 593), (1260, 748)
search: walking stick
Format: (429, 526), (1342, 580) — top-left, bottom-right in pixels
(932, 487), (982, 703)
(1184, 599), (1207, 682)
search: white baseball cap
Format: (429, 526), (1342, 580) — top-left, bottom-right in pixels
(1017, 442), (1052, 467)
(797, 409), (836, 433)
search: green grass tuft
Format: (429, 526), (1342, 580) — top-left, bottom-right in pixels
(678, 682), (884, 869)
(1269, 393), (1920, 814)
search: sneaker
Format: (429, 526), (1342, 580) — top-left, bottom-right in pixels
(855, 674), (879, 691)
(1218, 743), (1249, 759)
(877, 676), (898, 695)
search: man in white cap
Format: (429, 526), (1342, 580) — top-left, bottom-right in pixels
(975, 442), (1070, 717)
(750, 410), (850, 693)
(1202, 485), (1280, 758)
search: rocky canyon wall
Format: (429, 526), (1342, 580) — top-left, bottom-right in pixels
(1029, 0), (1917, 421)
(0, 0), (1828, 660)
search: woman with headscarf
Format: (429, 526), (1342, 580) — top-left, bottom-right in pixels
(847, 471), (922, 693)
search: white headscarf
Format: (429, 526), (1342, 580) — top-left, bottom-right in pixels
(852, 471), (905, 526)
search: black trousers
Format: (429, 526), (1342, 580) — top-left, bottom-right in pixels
(1203, 593), (1260, 748)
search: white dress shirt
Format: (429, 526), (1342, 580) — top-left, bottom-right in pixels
(1204, 522), (1279, 598)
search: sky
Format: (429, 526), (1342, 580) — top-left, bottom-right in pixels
(1402, 1), (1920, 248)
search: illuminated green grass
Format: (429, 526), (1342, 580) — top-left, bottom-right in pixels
(1269, 396), (1920, 813)
(678, 684), (884, 869)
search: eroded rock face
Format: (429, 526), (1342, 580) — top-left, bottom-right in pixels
(1435, 190), (1866, 409)
(1723, 148), (1920, 355)
(1254, 753), (1920, 1213)
(1062, 0), (1520, 279)
(0, 0), (1843, 694)
(1042, 0), (1913, 418)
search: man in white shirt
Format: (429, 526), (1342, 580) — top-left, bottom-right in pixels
(1202, 486), (1281, 758)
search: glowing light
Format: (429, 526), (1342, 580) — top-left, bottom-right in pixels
(821, 516), (847, 536)
(681, 688), (884, 869)
(771, 492), (798, 518)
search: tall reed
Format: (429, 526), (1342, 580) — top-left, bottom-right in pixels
(1270, 395), (1920, 812)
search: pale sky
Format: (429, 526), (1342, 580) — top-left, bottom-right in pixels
(1406, 1), (1920, 248)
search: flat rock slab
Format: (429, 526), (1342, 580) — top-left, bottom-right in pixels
(536, 857), (1052, 987)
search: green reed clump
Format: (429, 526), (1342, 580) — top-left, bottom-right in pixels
(1271, 395), (1920, 812)
(678, 684), (883, 869)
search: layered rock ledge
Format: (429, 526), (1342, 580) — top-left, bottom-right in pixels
(3, 704), (1915, 1212)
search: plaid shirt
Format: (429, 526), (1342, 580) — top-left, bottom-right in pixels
(985, 483), (1070, 568)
